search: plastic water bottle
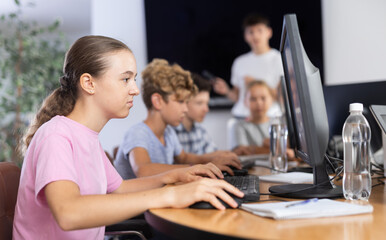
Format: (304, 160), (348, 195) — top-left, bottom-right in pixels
(269, 115), (288, 173)
(342, 103), (371, 200)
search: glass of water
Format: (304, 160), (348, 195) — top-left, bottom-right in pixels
(269, 115), (288, 173)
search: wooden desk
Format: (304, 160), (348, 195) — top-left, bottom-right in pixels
(145, 167), (386, 240)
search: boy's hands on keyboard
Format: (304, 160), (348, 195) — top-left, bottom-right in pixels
(210, 151), (242, 176)
(233, 145), (254, 156)
(165, 163), (224, 184)
(222, 168), (248, 177)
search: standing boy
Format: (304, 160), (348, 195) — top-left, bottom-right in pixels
(114, 59), (241, 180)
(213, 13), (283, 119)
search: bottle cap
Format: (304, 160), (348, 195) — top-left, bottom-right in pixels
(349, 103), (363, 112)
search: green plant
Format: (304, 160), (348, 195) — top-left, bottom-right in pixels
(0, 0), (68, 164)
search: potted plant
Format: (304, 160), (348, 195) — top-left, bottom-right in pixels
(0, 0), (67, 165)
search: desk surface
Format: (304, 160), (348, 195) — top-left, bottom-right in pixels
(145, 167), (386, 240)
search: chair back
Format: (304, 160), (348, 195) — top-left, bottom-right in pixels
(0, 162), (21, 240)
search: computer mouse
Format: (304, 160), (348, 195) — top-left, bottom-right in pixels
(189, 195), (243, 209)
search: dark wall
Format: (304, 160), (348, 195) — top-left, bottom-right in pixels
(323, 81), (386, 150)
(144, 0), (323, 89)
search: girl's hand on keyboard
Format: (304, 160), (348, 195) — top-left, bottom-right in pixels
(167, 178), (244, 210)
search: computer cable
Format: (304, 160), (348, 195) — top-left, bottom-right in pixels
(325, 154), (343, 162)
(261, 153), (383, 195)
(370, 162), (384, 176)
(371, 161), (384, 170)
(324, 154), (340, 174)
(372, 178), (385, 188)
(327, 153), (385, 188)
(326, 153), (385, 177)
(324, 154), (345, 181)
(371, 169), (384, 176)
(324, 155), (335, 171)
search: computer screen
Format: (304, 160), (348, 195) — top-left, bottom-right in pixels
(269, 14), (342, 198)
(277, 76), (295, 149)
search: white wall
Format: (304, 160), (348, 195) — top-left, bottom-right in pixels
(201, 110), (233, 150)
(91, 0), (148, 154)
(322, 0), (386, 85)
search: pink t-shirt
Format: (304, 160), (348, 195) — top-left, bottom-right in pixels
(13, 116), (123, 240)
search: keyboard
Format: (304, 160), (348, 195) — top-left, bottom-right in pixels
(224, 175), (260, 202)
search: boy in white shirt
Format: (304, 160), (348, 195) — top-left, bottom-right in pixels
(213, 13), (283, 118)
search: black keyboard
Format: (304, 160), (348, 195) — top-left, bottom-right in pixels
(224, 175), (260, 202)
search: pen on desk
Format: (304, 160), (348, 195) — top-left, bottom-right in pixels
(285, 198), (318, 208)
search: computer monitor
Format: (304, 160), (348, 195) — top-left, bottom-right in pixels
(269, 14), (342, 198)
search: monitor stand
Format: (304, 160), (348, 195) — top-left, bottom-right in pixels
(269, 184), (343, 199)
(269, 163), (343, 199)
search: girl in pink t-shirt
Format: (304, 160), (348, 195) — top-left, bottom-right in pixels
(12, 35), (243, 240)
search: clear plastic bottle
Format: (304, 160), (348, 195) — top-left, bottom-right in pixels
(342, 103), (372, 200)
(269, 114), (288, 173)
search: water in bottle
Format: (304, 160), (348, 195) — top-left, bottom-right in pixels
(269, 115), (288, 173)
(342, 103), (371, 200)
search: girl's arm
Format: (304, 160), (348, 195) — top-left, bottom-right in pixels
(45, 178), (244, 231)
